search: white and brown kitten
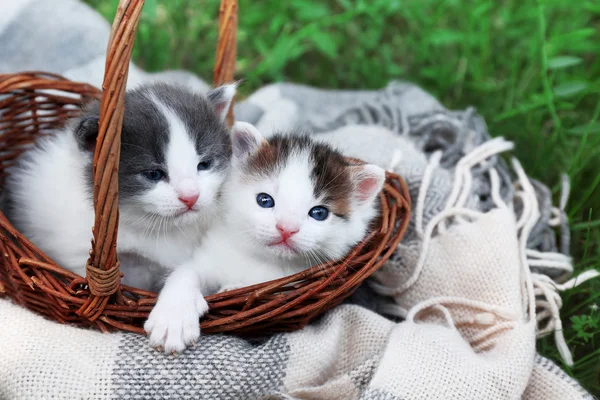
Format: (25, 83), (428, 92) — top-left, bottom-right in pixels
(145, 122), (386, 353)
(5, 82), (236, 291)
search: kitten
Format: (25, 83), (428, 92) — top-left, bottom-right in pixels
(4, 82), (236, 291)
(145, 122), (386, 353)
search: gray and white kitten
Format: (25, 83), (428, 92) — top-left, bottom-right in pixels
(145, 122), (386, 353)
(5, 82), (236, 290)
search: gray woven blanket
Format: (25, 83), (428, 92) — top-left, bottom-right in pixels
(0, 1), (595, 399)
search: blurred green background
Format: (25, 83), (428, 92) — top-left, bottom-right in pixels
(85, 0), (600, 394)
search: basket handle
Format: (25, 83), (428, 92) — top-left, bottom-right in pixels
(214, 0), (238, 128)
(82, 0), (238, 310)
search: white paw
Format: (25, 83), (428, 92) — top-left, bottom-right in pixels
(218, 283), (246, 293)
(144, 288), (209, 354)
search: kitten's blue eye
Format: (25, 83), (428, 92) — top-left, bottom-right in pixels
(309, 206), (329, 221)
(256, 193), (275, 208)
(197, 159), (213, 171)
(143, 169), (166, 181)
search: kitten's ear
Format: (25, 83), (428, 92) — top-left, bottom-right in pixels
(351, 164), (386, 204)
(231, 121), (264, 160)
(75, 114), (99, 153)
(206, 82), (238, 122)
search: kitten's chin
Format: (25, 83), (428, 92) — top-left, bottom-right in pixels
(265, 242), (301, 260)
(170, 207), (213, 228)
(121, 206), (211, 232)
(264, 241), (323, 266)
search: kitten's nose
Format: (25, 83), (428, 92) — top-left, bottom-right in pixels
(178, 194), (199, 209)
(276, 223), (299, 240)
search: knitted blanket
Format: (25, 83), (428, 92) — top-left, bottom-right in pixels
(0, 1), (596, 399)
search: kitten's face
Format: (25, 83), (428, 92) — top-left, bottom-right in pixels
(76, 82), (236, 230)
(227, 124), (385, 264)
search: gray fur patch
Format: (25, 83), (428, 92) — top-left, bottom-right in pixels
(75, 82), (232, 203)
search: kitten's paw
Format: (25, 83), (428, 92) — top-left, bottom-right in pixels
(218, 283), (246, 293)
(144, 289), (209, 354)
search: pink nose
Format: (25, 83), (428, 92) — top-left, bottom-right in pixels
(178, 194), (199, 209)
(276, 224), (299, 241)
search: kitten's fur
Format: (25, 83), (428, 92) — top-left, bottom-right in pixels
(145, 122), (386, 353)
(5, 82), (236, 290)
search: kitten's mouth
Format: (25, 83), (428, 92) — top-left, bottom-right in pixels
(175, 208), (197, 217)
(167, 208), (200, 224)
(268, 240), (298, 252)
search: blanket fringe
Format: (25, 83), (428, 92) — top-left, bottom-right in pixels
(374, 137), (599, 366)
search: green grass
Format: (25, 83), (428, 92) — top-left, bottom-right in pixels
(86, 0), (600, 394)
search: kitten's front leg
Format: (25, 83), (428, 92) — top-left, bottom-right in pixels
(144, 263), (208, 354)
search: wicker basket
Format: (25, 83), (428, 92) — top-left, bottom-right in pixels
(0, 0), (411, 336)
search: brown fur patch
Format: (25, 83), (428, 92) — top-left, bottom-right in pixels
(244, 133), (354, 217)
(309, 142), (353, 217)
(244, 141), (281, 177)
